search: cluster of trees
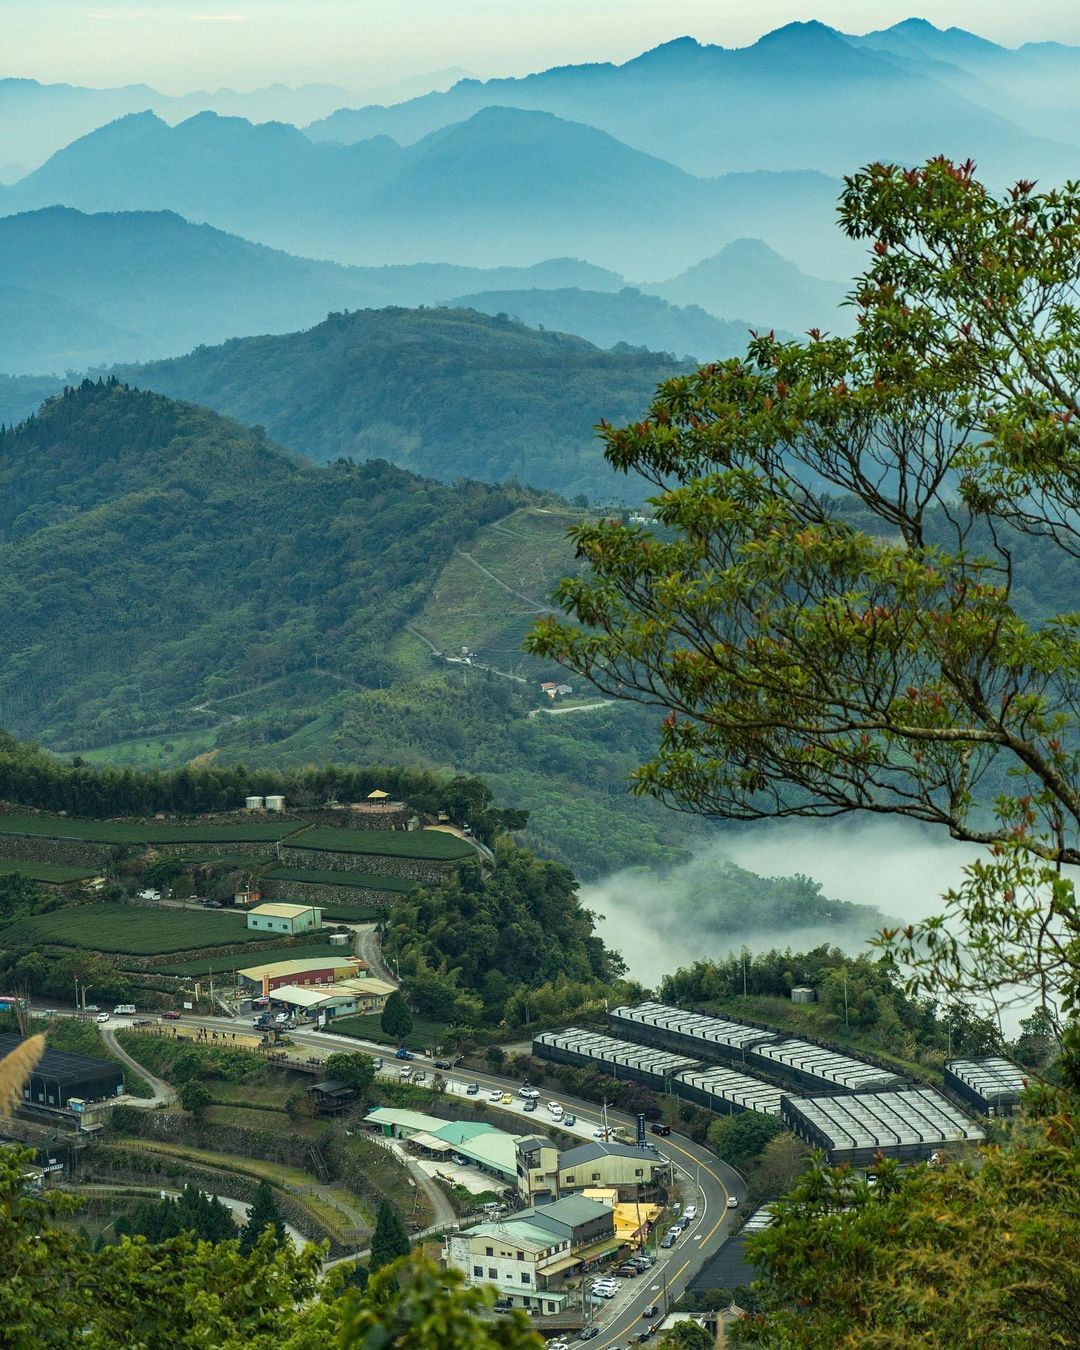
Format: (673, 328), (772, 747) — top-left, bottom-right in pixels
(382, 839), (627, 1026)
(114, 1184), (237, 1246)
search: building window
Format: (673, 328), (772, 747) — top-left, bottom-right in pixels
(488, 1268), (497, 1280)
(485, 1247), (493, 1257)
(473, 1266), (483, 1278)
(520, 1273), (531, 1284)
(565, 1175), (574, 1184)
(635, 1169), (643, 1177)
(591, 1172), (600, 1180)
(516, 1251), (524, 1262)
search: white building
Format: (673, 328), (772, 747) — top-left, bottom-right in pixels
(446, 1220), (572, 1315)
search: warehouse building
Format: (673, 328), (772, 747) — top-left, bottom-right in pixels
(944, 1057), (1029, 1116)
(748, 1039), (906, 1095)
(0, 1034), (124, 1113)
(781, 1088), (985, 1166)
(532, 1027), (698, 1089)
(364, 1108), (522, 1186)
(271, 975), (394, 1019)
(237, 955), (365, 993)
(556, 1140), (668, 1195)
(608, 1001), (778, 1064)
(246, 902), (322, 935)
(675, 1066), (785, 1117)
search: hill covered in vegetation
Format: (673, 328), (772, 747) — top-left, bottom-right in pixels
(113, 306), (688, 501)
(0, 378), (520, 747)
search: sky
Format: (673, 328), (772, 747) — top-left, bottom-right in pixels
(7, 1), (1080, 93)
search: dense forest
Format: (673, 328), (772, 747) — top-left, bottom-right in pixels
(110, 306), (689, 500)
(381, 838), (634, 1027)
(0, 379), (521, 746)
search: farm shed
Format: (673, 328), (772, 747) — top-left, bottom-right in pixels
(0, 1033), (124, 1111)
(532, 1026), (697, 1089)
(674, 1065), (785, 1117)
(608, 1001), (778, 1063)
(246, 902), (322, 935)
(780, 1088), (985, 1166)
(944, 1057), (1029, 1116)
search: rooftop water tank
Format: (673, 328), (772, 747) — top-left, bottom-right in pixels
(245, 796), (265, 811)
(264, 795), (285, 812)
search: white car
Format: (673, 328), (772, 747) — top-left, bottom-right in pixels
(683, 1205), (697, 1221)
(95, 1012), (110, 1024)
(489, 1089), (502, 1102)
(518, 1085), (540, 1099)
(547, 1101), (563, 1115)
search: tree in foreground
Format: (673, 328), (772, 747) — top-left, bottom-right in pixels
(380, 989), (413, 1040)
(240, 1179), (286, 1255)
(529, 157), (1080, 1345)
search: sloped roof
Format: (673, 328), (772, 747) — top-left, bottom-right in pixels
(559, 1140), (656, 1168)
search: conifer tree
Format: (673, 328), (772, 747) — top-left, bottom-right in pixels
(240, 1180), (286, 1255)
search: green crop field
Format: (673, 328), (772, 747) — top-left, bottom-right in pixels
(0, 904), (281, 955)
(0, 859), (98, 883)
(288, 827), (472, 859)
(0, 813), (301, 844)
(264, 867), (415, 892)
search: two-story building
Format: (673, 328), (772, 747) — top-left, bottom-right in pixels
(445, 1195), (616, 1315)
(557, 1140), (669, 1196)
(515, 1134), (559, 1203)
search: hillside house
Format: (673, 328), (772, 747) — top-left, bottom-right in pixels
(246, 902), (322, 935)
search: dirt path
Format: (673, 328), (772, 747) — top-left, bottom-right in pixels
(352, 922), (396, 986)
(456, 549), (557, 613)
(100, 1025), (175, 1107)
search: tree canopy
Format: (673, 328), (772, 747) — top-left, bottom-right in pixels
(530, 157), (1080, 1344)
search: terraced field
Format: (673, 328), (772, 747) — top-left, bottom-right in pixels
(0, 903), (279, 955)
(0, 859), (98, 883)
(289, 827), (472, 859)
(0, 813), (299, 844)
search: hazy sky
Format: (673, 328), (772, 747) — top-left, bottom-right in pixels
(7, 2), (1080, 93)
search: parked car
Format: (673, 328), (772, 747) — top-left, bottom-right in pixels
(466, 1082), (479, 1095)
(371, 1057), (383, 1070)
(614, 1265), (640, 1278)
(114, 1004), (135, 1015)
(546, 1101), (562, 1114)
(523, 1098), (537, 1112)
(274, 1012), (290, 1024)
(501, 1092), (513, 1105)
(399, 1066), (413, 1079)
(394, 1047), (413, 1059)
(650, 1122), (671, 1136)
(201, 899), (222, 908)
(683, 1205), (697, 1221)
(660, 1233), (677, 1249)
(84, 1005), (100, 1013)
(252, 996), (269, 1007)
(642, 1304), (659, 1318)
(579, 1329), (599, 1341)
(562, 1113), (576, 1126)
(727, 1195), (739, 1209)
(161, 1010), (182, 1020)
(434, 1059), (451, 1070)
(412, 1070), (427, 1083)
(489, 1089), (503, 1102)
(95, 1012), (110, 1023)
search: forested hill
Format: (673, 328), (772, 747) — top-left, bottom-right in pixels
(0, 379), (521, 746)
(111, 306), (689, 501)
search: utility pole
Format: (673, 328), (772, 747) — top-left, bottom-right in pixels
(843, 971), (850, 1029)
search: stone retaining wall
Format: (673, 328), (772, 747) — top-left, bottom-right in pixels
(262, 878), (395, 912)
(278, 846), (454, 883)
(144, 841), (282, 862)
(0, 833), (115, 868)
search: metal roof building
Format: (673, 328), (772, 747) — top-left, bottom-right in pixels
(781, 1088), (985, 1165)
(674, 1066), (786, 1117)
(944, 1057), (1029, 1116)
(0, 1033), (124, 1111)
(748, 1038), (906, 1094)
(609, 1002), (778, 1063)
(532, 1026), (698, 1088)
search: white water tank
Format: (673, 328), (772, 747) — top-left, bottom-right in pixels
(264, 795), (285, 812)
(791, 986), (816, 1003)
(245, 796), (265, 811)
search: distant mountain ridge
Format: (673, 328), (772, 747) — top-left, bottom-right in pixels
(0, 205), (625, 376)
(307, 20), (1079, 185)
(0, 105), (853, 277)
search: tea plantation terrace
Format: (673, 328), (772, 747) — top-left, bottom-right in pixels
(0, 809), (476, 882)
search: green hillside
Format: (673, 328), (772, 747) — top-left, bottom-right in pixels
(112, 306), (688, 501)
(0, 378), (521, 747)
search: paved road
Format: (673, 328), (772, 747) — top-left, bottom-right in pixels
(99, 1024), (175, 1107)
(171, 1011), (745, 1345)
